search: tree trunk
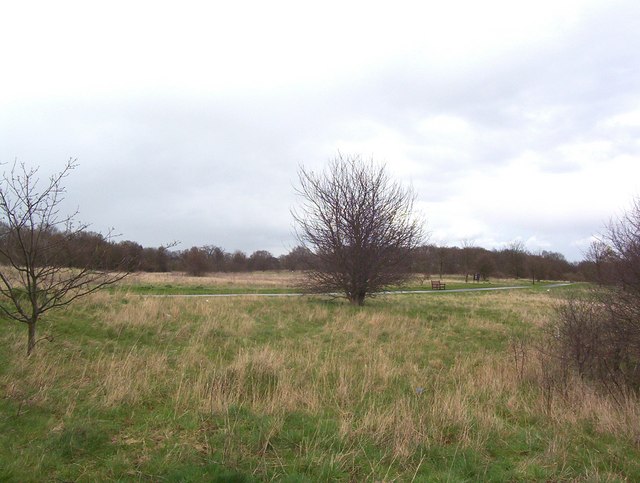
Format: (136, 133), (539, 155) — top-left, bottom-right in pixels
(348, 291), (366, 306)
(27, 321), (37, 356)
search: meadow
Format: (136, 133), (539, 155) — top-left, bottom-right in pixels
(1, 273), (639, 481)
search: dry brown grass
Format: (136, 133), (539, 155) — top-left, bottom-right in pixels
(121, 270), (304, 288)
(2, 285), (639, 479)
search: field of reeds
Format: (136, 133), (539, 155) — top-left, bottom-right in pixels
(1, 273), (639, 481)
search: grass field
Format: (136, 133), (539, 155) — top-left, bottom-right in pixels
(117, 272), (554, 295)
(1, 273), (639, 481)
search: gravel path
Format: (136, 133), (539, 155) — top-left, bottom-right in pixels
(145, 283), (573, 298)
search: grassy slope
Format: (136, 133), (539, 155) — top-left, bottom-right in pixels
(1, 280), (638, 481)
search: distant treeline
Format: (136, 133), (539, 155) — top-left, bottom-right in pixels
(3, 228), (592, 281)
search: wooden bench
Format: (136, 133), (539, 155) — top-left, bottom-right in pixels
(431, 280), (446, 290)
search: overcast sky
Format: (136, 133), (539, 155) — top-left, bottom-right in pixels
(1, 0), (639, 261)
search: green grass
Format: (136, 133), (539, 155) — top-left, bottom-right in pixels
(118, 278), (560, 296)
(1, 278), (638, 481)
(393, 278), (561, 292)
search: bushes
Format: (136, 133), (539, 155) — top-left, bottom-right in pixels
(551, 291), (640, 397)
(550, 199), (640, 398)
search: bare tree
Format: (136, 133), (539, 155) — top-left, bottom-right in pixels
(506, 240), (527, 279)
(280, 245), (313, 271)
(475, 253), (495, 281)
(227, 250), (248, 272)
(248, 250), (280, 271)
(0, 159), (127, 355)
(583, 239), (613, 285)
(181, 246), (211, 276)
(436, 245), (448, 280)
(292, 154), (424, 305)
(460, 238), (476, 282)
(202, 245), (227, 272)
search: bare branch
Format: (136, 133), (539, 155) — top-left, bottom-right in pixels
(292, 154), (425, 305)
(0, 159), (128, 355)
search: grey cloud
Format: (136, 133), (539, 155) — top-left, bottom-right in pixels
(2, 1), (639, 262)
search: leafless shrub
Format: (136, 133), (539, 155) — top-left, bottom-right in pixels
(552, 292), (640, 399)
(292, 153), (424, 305)
(547, 198), (640, 399)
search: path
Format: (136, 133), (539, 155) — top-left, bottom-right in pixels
(146, 283), (573, 298)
